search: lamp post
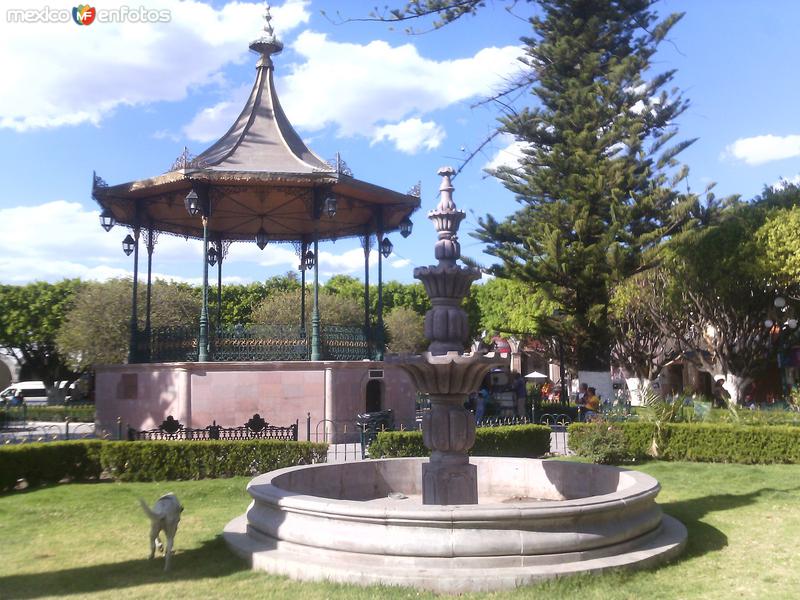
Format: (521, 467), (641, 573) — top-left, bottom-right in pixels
(376, 210), (392, 361)
(185, 186), (211, 362)
(123, 230), (139, 363)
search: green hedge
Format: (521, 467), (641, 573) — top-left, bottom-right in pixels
(101, 440), (327, 481)
(0, 441), (104, 492)
(370, 424), (551, 459)
(568, 421), (800, 464)
(0, 440), (327, 492)
(0, 404), (95, 423)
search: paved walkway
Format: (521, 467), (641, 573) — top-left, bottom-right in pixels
(0, 421), (96, 443)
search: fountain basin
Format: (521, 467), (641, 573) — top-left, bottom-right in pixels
(224, 457), (686, 592)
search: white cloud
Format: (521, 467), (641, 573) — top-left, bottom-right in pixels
(183, 84), (251, 142)
(771, 174), (800, 190)
(484, 135), (528, 172)
(0, 0), (311, 131)
(371, 118), (445, 154)
(391, 258), (412, 269)
(0, 200), (394, 283)
(723, 134), (800, 166)
(184, 30), (523, 152)
(0, 200), (200, 282)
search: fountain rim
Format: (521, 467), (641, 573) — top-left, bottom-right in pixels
(245, 457), (661, 521)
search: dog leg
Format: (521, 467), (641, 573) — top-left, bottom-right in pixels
(148, 525), (159, 560)
(164, 535), (174, 572)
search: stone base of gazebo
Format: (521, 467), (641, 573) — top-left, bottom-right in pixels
(95, 361), (417, 443)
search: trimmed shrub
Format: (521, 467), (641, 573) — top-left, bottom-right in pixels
(370, 424), (551, 459)
(564, 421), (633, 464)
(100, 440), (328, 481)
(0, 441), (104, 492)
(0, 439), (327, 491)
(472, 425), (551, 457)
(369, 431), (428, 458)
(568, 421), (800, 464)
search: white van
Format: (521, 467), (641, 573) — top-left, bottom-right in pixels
(0, 381), (73, 405)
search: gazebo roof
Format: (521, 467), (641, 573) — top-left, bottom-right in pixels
(93, 10), (419, 244)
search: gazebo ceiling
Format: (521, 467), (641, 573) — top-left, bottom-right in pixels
(92, 12), (419, 244)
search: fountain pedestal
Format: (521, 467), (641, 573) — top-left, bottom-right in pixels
(422, 394), (477, 504)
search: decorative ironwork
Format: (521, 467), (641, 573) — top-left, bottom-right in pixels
(148, 323), (374, 362)
(360, 233), (372, 252)
(327, 152), (353, 177)
(93, 171), (108, 189)
(170, 146), (208, 171)
(129, 414), (298, 441)
(143, 228), (159, 250)
(211, 324), (308, 361)
(219, 239), (233, 261)
(407, 181), (421, 198)
(321, 325), (372, 361)
(149, 325), (199, 363)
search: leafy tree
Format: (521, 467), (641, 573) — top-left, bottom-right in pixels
(385, 306), (427, 353)
(251, 289), (362, 327)
(0, 279), (83, 396)
(609, 271), (678, 398)
(379, 1), (703, 383)
(56, 279), (201, 370)
(216, 273), (301, 327)
(754, 204), (800, 287)
(325, 274), (366, 303)
(473, 278), (554, 337)
(471, 0), (700, 380)
(658, 202), (797, 403)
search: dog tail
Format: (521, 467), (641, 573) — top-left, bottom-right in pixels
(139, 498), (158, 520)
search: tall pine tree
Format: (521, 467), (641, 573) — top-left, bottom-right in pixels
(472, 0), (698, 380)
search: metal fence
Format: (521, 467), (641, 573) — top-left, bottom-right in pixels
(128, 414), (298, 441)
(1, 421), (95, 444)
(146, 323), (375, 363)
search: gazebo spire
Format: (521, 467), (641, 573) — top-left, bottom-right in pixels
(249, 2), (283, 59)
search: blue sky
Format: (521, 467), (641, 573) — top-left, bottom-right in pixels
(0, 0), (798, 286)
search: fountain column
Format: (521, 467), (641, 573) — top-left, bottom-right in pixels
(395, 166), (502, 505)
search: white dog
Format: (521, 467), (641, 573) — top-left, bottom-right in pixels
(139, 492), (183, 571)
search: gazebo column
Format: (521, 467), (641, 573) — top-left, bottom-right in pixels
(300, 239), (307, 334)
(199, 214), (211, 362)
(311, 234), (321, 361)
(143, 226), (156, 362)
(376, 212), (385, 361)
(127, 226), (140, 364)
(362, 232), (371, 335)
(216, 240), (223, 333)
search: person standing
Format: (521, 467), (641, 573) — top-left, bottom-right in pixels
(576, 383), (589, 421)
(584, 387), (600, 421)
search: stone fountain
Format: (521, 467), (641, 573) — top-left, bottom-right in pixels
(394, 165), (505, 505)
(223, 168), (687, 593)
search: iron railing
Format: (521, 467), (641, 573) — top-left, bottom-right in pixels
(144, 324), (373, 363)
(129, 414), (298, 441)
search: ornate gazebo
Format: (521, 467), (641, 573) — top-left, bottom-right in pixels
(92, 7), (420, 365)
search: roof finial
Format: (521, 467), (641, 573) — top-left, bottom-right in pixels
(249, 2), (283, 59)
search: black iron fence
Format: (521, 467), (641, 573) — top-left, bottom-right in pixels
(143, 323), (375, 363)
(128, 414), (298, 441)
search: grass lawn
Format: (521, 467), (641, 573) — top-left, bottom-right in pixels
(1, 461), (799, 599)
